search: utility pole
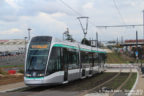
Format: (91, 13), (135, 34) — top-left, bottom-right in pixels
(142, 10), (144, 67)
(96, 32), (98, 48)
(136, 31), (139, 63)
(28, 28), (32, 41)
(90, 38), (92, 46)
(136, 31), (138, 50)
(117, 37), (119, 52)
(121, 36), (123, 44)
(143, 10), (144, 44)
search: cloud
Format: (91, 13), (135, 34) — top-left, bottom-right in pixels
(0, 28), (23, 35)
(0, 0), (143, 41)
(51, 12), (67, 18)
(17, 0), (75, 16)
(83, 2), (94, 9)
(12, 12), (68, 38)
(0, 0), (19, 22)
(5, 0), (21, 9)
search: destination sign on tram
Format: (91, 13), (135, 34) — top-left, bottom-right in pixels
(31, 45), (48, 49)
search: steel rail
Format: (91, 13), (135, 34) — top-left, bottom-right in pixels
(110, 66), (132, 96)
(78, 67), (122, 96)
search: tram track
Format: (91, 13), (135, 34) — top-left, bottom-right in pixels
(78, 64), (133, 96)
(78, 67), (122, 96)
(110, 65), (132, 96)
(12, 73), (117, 93)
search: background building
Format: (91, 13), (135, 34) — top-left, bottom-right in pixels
(0, 39), (26, 55)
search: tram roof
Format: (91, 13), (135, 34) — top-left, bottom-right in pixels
(30, 36), (106, 53)
(52, 37), (106, 53)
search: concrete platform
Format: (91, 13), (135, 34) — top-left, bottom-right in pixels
(133, 70), (144, 96)
(0, 82), (26, 92)
(105, 68), (137, 73)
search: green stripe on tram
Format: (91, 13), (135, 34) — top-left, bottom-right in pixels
(53, 44), (106, 53)
(80, 48), (91, 52)
(26, 77), (44, 79)
(92, 50), (106, 53)
(31, 55), (48, 56)
(53, 44), (78, 49)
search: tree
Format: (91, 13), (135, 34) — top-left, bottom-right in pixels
(65, 34), (75, 42)
(81, 38), (91, 46)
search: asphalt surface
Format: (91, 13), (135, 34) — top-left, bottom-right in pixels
(0, 54), (25, 67)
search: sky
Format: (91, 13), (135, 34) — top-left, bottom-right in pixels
(0, 0), (144, 42)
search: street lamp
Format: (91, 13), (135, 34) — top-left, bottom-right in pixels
(28, 28), (32, 41)
(24, 37), (27, 55)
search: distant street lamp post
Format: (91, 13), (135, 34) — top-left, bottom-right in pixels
(28, 28), (32, 41)
(96, 32), (98, 49)
(24, 37), (27, 55)
(142, 10), (144, 68)
(143, 10), (144, 44)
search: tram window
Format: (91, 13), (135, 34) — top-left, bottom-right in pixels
(69, 50), (79, 69)
(93, 53), (99, 66)
(46, 47), (62, 75)
(98, 54), (102, 65)
(80, 51), (90, 68)
(63, 48), (79, 70)
(89, 53), (94, 67)
(101, 53), (105, 64)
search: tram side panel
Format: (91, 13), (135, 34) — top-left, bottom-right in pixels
(44, 47), (64, 84)
(62, 47), (80, 81)
(45, 46), (81, 83)
(93, 52), (99, 74)
(97, 53), (106, 73)
(80, 51), (96, 77)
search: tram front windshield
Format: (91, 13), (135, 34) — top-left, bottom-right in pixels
(26, 36), (51, 77)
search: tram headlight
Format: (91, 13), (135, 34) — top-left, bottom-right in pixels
(38, 74), (44, 77)
(26, 74), (31, 77)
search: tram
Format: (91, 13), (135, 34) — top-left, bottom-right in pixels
(24, 36), (107, 86)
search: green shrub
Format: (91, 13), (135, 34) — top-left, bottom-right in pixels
(18, 69), (24, 74)
(0, 68), (7, 75)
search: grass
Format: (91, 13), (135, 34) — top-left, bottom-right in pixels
(18, 69), (24, 74)
(95, 72), (137, 93)
(103, 73), (129, 89)
(0, 64), (24, 68)
(106, 52), (136, 64)
(52, 73), (117, 91)
(0, 68), (7, 75)
(121, 73), (137, 90)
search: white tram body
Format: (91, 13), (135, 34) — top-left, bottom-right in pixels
(24, 36), (107, 86)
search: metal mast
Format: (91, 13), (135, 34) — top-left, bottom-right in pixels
(143, 10), (144, 44)
(77, 17), (89, 39)
(28, 28), (32, 41)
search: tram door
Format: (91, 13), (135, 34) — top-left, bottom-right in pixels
(81, 51), (86, 77)
(63, 48), (68, 82)
(89, 53), (93, 75)
(64, 64), (68, 81)
(98, 54), (102, 72)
